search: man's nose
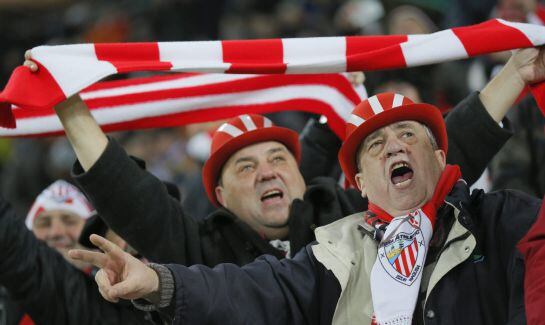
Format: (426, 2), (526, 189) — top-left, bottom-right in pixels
(384, 136), (406, 158)
(47, 218), (66, 238)
(257, 163), (276, 182)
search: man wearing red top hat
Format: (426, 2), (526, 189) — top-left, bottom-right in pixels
(69, 48), (545, 324)
(23, 45), (539, 274)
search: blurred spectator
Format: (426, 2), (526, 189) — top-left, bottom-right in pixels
(375, 79), (422, 103)
(0, 139), (59, 217)
(490, 96), (545, 197)
(0, 180), (156, 324)
(442, 0), (497, 28)
(386, 4), (437, 35)
(25, 180), (93, 269)
(334, 0), (385, 35)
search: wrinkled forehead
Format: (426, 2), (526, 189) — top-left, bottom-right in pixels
(362, 120), (422, 146)
(34, 209), (85, 223)
(228, 141), (292, 163)
(219, 140), (299, 182)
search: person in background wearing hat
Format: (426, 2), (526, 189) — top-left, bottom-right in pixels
(70, 47), (545, 325)
(23, 45), (539, 271)
(25, 179), (94, 271)
(0, 180), (161, 324)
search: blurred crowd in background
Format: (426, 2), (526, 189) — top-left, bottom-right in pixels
(0, 0), (544, 219)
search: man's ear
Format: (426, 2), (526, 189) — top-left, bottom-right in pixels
(355, 172), (367, 197)
(434, 149), (446, 169)
(215, 186), (226, 207)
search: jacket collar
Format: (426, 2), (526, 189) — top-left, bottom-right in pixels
(444, 180), (471, 210)
(443, 181), (484, 254)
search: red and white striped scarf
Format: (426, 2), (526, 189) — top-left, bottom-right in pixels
(1, 18), (545, 133)
(0, 73), (364, 138)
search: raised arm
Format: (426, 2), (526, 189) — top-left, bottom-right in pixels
(70, 235), (326, 325)
(24, 53), (203, 265)
(479, 47), (545, 123)
(53, 94), (108, 171)
(24, 51), (107, 170)
(445, 47), (545, 185)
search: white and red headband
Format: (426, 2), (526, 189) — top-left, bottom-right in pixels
(25, 180), (95, 229)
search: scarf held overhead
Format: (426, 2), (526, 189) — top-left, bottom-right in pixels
(0, 73), (364, 138)
(1, 18), (545, 130)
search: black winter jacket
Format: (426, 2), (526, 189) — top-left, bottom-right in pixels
(0, 195), (156, 325)
(72, 92), (511, 267)
(160, 183), (542, 325)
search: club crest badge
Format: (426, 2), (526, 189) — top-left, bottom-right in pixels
(377, 210), (426, 286)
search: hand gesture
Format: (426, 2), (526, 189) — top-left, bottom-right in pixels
(511, 46), (545, 85)
(68, 234), (159, 303)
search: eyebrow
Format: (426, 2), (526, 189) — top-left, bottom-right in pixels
(234, 146), (288, 165)
(234, 156), (257, 165)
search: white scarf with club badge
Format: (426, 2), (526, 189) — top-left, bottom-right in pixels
(367, 165), (461, 324)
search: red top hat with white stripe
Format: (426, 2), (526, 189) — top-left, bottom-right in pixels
(338, 92), (447, 188)
(203, 114), (300, 206)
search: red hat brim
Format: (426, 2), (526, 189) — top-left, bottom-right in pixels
(203, 126), (301, 207)
(338, 103), (447, 188)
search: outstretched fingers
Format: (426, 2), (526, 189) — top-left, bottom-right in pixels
(89, 234), (127, 262)
(68, 249), (108, 269)
(69, 235), (125, 268)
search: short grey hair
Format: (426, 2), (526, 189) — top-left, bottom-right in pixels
(356, 122), (439, 172)
(422, 123), (439, 150)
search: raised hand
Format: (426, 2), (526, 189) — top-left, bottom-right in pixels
(346, 71), (365, 87)
(480, 46), (545, 123)
(68, 234), (159, 303)
(23, 50), (38, 72)
(511, 46), (545, 85)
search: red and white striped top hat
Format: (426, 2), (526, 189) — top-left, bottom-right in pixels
(338, 92), (447, 187)
(202, 114), (300, 206)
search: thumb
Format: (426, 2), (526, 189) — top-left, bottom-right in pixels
(109, 281), (135, 299)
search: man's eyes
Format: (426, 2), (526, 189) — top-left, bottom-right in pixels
(368, 140), (382, 151)
(34, 221), (50, 228)
(238, 164), (255, 173)
(62, 217), (79, 226)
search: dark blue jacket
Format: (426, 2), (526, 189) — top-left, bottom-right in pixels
(162, 183), (541, 325)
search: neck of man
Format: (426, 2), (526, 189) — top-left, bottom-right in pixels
(261, 226), (289, 241)
(386, 199), (428, 218)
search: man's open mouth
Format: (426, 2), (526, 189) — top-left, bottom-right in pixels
(261, 189), (284, 203)
(390, 161), (414, 187)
